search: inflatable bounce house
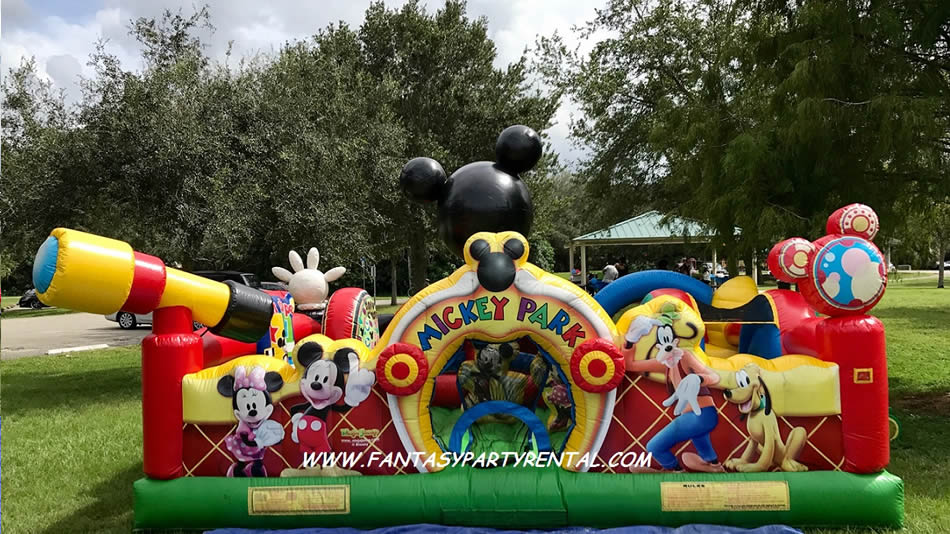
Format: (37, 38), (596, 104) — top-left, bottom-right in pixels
(31, 126), (902, 530)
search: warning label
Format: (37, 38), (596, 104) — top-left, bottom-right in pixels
(660, 481), (790, 512)
(248, 485), (350, 515)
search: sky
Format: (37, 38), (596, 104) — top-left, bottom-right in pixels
(0, 0), (607, 165)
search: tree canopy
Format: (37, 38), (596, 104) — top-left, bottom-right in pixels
(537, 0), (950, 273)
(3, 0), (947, 292)
(1, 1), (560, 292)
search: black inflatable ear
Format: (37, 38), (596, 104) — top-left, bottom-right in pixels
(503, 238), (526, 261)
(495, 125), (542, 175)
(264, 371), (284, 393)
(333, 348), (353, 373)
(469, 239), (491, 261)
(217, 375), (236, 397)
(499, 343), (514, 359)
(400, 157), (447, 202)
(760, 378), (772, 416)
(296, 341), (324, 368)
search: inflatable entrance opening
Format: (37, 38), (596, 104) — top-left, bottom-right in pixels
(375, 232), (624, 472)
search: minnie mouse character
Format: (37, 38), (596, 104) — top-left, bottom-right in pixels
(289, 336), (376, 457)
(217, 365), (285, 477)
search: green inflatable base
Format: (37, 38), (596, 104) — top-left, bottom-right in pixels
(134, 468), (904, 531)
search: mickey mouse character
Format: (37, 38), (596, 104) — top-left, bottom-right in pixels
(399, 125), (542, 259)
(458, 342), (518, 411)
(289, 336), (376, 458)
(216, 365), (286, 477)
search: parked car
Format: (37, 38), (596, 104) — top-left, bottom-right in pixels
(18, 289), (49, 309)
(106, 271), (262, 329)
(261, 281), (288, 291)
(106, 310), (153, 330)
(107, 310), (205, 331)
(192, 270), (261, 288)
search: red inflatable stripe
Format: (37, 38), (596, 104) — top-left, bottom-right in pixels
(122, 251), (166, 314)
(433, 374), (461, 407)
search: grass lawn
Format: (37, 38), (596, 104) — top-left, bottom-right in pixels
(1, 294), (78, 319)
(1, 307), (77, 319)
(1, 286), (948, 533)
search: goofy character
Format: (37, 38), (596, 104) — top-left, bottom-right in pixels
(621, 298), (724, 473)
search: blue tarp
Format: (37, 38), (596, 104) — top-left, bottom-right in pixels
(208, 525), (802, 534)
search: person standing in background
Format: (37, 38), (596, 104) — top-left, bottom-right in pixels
(602, 262), (619, 283)
(616, 258), (629, 278)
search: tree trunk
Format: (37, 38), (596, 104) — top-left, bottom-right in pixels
(741, 251), (754, 280)
(409, 234), (428, 296)
(939, 247), (946, 289)
(390, 256), (398, 306)
(726, 256), (738, 279)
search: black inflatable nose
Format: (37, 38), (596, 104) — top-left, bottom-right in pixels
(724, 390), (732, 399)
(311, 381), (323, 391)
(665, 345), (673, 352)
(477, 252), (516, 292)
(248, 409), (258, 417)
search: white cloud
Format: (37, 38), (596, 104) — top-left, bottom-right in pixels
(1, 0), (606, 164)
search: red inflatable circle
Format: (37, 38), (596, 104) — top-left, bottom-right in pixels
(569, 338), (625, 393)
(376, 342), (428, 395)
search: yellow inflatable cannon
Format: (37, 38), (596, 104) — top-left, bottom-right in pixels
(32, 228), (273, 343)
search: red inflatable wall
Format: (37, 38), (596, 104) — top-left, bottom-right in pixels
(142, 307), (203, 479)
(818, 315), (889, 472)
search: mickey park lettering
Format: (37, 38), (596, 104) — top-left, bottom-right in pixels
(416, 296), (586, 350)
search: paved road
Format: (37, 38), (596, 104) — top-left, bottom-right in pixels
(1, 312), (149, 360)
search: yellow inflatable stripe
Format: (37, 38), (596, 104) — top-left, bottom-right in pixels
(709, 353), (837, 372)
(709, 353), (841, 416)
(182, 355), (300, 424)
(704, 343), (738, 359)
(158, 269), (231, 328)
(38, 228), (135, 314)
(711, 276), (759, 309)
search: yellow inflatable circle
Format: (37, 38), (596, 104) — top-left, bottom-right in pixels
(793, 251), (808, 267)
(580, 351), (614, 387)
(853, 216), (869, 232)
(385, 353), (419, 388)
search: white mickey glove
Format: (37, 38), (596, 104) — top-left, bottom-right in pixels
(272, 247), (346, 311)
(290, 412), (303, 443)
(663, 373), (703, 416)
(255, 419), (285, 447)
(624, 315), (664, 348)
(344, 352), (376, 407)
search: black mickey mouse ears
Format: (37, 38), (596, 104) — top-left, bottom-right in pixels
(399, 156), (447, 203)
(495, 125), (542, 175)
(398, 125), (542, 203)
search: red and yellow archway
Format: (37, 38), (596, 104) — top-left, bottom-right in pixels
(371, 232), (623, 472)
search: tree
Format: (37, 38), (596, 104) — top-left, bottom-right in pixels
(1, 3), (561, 296)
(537, 0), (950, 269)
(0, 59), (86, 286)
(900, 199), (950, 287)
(359, 0), (559, 292)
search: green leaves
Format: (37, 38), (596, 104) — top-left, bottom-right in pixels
(538, 0), (950, 266)
(1, 3), (559, 292)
